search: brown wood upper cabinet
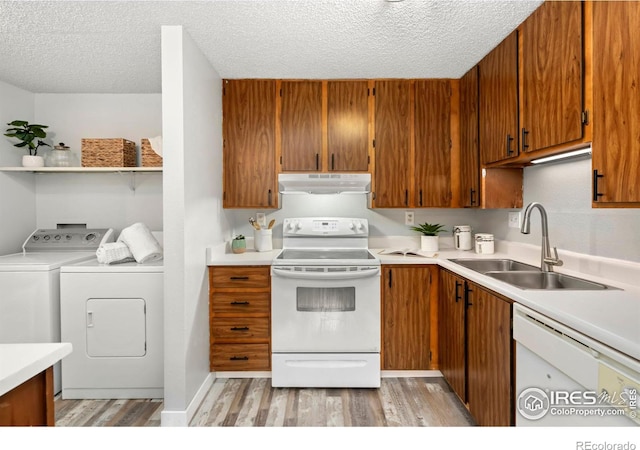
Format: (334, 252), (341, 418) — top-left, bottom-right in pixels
(327, 80), (370, 171)
(415, 79), (452, 207)
(373, 79), (454, 208)
(459, 66), (480, 207)
(280, 80), (370, 173)
(373, 80), (412, 207)
(520, 1), (585, 155)
(222, 79), (277, 209)
(280, 80), (323, 171)
(479, 30), (519, 165)
(591, 1), (640, 206)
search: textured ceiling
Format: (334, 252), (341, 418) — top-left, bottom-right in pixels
(0, 0), (542, 93)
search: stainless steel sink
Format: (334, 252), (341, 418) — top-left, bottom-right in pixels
(449, 258), (540, 274)
(484, 271), (617, 290)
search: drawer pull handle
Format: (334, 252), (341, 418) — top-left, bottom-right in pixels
(230, 326), (250, 331)
(230, 301), (250, 305)
(230, 356), (249, 361)
(230, 276), (250, 280)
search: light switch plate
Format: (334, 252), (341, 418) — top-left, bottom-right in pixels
(405, 211), (415, 226)
(256, 212), (266, 228)
(508, 212), (521, 229)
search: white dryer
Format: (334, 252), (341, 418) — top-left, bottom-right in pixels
(60, 259), (164, 399)
(0, 228), (114, 394)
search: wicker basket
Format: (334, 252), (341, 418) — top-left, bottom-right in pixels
(81, 138), (136, 167)
(141, 138), (163, 167)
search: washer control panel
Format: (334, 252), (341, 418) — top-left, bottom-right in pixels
(24, 228), (114, 252)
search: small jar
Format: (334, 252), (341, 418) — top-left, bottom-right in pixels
(453, 225), (472, 250)
(475, 233), (495, 254)
(46, 142), (79, 167)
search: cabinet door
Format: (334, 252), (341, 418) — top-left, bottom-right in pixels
(438, 270), (466, 401)
(521, 1), (584, 153)
(382, 266), (431, 370)
(374, 80), (412, 207)
(479, 31), (519, 165)
(414, 79), (452, 207)
(327, 80), (370, 172)
(222, 79), (277, 208)
(592, 1), (640, 204)
(459, 67), (480, 207)
(281, 80), (323, 171)
(466, 284), (512, 426)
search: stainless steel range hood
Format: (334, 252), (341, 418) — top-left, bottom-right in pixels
(278, 173), (371, 194)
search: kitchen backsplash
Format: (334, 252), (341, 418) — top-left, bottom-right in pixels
(226, 156), (640, 264)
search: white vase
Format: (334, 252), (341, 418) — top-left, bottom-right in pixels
(421, 235), (439, 252)
(22, 155), (45, 167)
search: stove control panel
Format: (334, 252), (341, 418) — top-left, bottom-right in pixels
(283, 218), (368, 236)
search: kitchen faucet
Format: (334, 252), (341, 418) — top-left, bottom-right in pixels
(520, 202), (563, 272)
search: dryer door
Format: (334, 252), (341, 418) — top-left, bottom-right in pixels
(86, 298), (146, 357)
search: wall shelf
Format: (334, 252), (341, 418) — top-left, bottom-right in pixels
(0, 166), (162, 191)
(0, 167), (162, 173)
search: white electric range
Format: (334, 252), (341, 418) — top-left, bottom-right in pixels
(271, 217), (381, 388)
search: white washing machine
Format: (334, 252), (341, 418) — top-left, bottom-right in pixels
(60, 259), (164, 399)
(0, 227), (115, 394)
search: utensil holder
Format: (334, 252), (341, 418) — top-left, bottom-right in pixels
(254, 229), (273, 252)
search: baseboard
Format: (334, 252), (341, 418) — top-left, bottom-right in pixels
(160, 372), (215, 427)
(381, 370), (442, 378)
(214, 371), (271, 378)
(203, 370), (442, 379)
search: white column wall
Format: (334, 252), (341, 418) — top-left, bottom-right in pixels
(160, 26), (229, 426)
(0, 80), (36, 254)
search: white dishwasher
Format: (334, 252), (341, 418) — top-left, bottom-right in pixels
(513, 303), (639, 426)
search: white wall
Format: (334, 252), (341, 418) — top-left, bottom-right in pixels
(482, 154), (640, 263)
(225, 195), (482, 244)
(161, 26), (229, 426)
(33, 94), (163, 233)
(0, 80), (37, 254)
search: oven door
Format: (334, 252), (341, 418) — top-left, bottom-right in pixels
(271, 265), (381, 353)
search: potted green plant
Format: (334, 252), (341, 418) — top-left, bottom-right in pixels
(4, 120), (50, 167)
(410, 222), (447, 252)
(231, 234), (246, 254)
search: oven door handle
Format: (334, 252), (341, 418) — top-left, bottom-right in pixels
(271, 267), (381, 280)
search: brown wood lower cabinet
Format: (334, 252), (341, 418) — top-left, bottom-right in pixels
(0, 367), (54, 426)
(439, 269), (513, 426)
(382, 265), (435, 370)
(209, 266), (271, 371)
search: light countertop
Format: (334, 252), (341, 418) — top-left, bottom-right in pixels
(0, 343), (72, 396)
(207, 241), (640, 361)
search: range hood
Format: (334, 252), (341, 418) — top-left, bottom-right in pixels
(278, 173), (371, 194)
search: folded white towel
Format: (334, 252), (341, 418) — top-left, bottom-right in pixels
(118, 222), (163, 263)
(149, 135), (163, 157)
(96, 242), (135, 265)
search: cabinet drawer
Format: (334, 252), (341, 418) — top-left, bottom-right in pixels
(211, 292), (270, 315)
(211, 266), (270, 289)
(211, 317), (269, 341)
(211, 343), (270, 371)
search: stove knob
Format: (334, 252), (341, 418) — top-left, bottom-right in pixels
(356, 221), (364, 231)
(294, 221), (301, 231)
(43, 235), (50, 241)
(349, 222), (355, 230)
(54, 234), (61, 240)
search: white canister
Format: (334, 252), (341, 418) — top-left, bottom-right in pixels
(254, 229), (273, 252)
(453, 225), (472, 250)
(475, 233), (495, 254)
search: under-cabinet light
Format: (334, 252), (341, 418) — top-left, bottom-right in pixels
(530, 148), (592, 165)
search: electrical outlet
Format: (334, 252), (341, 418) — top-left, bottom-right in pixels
(405, 211), (415, 226)
(256, 212), (266, 228)
(508, 212), (521, 229)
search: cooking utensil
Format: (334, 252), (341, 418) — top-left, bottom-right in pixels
(249, 217), (261, 230)
(268, 219), (275, 229)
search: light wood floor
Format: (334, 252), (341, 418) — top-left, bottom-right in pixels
(55, 377), (475, 427)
